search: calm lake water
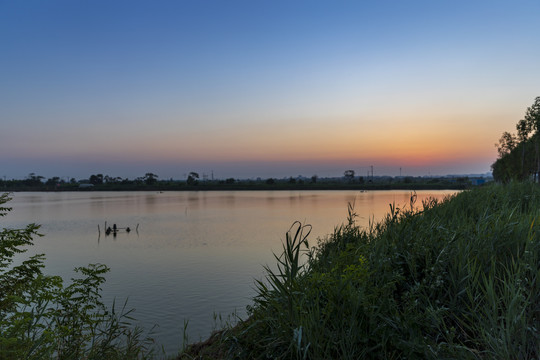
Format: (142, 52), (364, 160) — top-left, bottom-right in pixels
(4, 190), (457, 356)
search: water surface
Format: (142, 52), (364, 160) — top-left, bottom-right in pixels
(4, 190), (457, 355)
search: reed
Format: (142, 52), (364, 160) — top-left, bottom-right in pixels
(200, 182), (540, 359)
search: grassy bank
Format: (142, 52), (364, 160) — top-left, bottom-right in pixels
(182, 182), (540, 359)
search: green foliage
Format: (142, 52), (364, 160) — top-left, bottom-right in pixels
(493, 96), (540, 182)
(0, 193), (158, 359)
(212, 182), (540, 359)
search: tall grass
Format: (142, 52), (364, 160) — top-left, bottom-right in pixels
(200, 182), (540, 359)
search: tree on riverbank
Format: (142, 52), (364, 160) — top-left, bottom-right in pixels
(144, 172), (159, 185)
(186, 172), (199, 185)
(492, 96), (540, 182)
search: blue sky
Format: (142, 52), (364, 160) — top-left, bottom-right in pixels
(2, 0), (539, 180)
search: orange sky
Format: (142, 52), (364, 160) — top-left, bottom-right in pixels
(2, 1), (539, 179)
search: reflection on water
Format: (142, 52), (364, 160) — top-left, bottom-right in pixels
(4, 190), (456, 355)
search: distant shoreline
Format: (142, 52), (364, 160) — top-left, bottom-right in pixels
(3, 182), (470, 192)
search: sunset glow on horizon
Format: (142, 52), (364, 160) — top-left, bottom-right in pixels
(2, 1), (540, 180)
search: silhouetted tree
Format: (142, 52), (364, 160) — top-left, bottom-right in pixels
(187, 172), (199, 185)
(496, 132), (517, 158)
(25, 173), (44, 186)
(525, 97), (540, 178)
(344, 170), (355, 182)
(144, 173), (158, 185)
(45, 177), (61, 187)
(517, 119), (533, 175)
(492, 97), (540, 182)
(89, 174), (103, 185)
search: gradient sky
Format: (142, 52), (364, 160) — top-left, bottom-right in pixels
(2, 0), (540, 180)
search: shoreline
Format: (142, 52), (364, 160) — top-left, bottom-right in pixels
(2, 183), (469, 192)
(178, 182), (540, 359)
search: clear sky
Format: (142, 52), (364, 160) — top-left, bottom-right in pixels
(2, 0), (539, 180)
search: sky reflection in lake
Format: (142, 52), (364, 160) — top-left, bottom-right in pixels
(4, 190), (457, 355)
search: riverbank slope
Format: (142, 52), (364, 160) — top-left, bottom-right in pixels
(181, 182), (540, 359)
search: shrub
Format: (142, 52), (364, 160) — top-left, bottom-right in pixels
(0, 193), (158, 359)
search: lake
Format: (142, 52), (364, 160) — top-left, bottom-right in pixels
(3, 190), (457, 356)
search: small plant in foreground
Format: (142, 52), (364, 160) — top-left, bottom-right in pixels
(0, 193), (159, 359)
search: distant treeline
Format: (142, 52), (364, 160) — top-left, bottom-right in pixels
(1, 171), (483, 192)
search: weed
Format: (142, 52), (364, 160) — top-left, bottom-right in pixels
(212, 182), (540, 359)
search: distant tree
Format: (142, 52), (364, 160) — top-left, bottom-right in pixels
(311, 175), (318, 183)
(288, 177), (296, 184)
(45, 177), (61, 187)
(144, 172), (158, 185)
(25, 173), (44, 186)
(358, 176), (364, 184)
(344, 170), (355, 181)
(104, 175), (121, 184)
(89, 174), (103, 185)
(187, 172), (199, 185)
(266, 178), (275, 185)
(225, 178), (235, 184)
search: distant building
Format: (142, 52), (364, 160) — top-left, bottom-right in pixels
(470, 178), (486, 186)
